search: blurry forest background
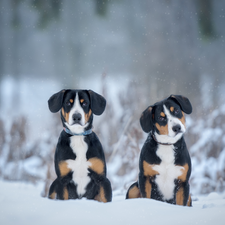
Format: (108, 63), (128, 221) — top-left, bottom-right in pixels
(0, 0), (225, 197)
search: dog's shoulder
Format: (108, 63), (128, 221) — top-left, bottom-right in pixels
(85, 132), (106, 161)
(140, 135), (160, 164)
(55, 131), (75, 160)
(174, 137), (191, 163)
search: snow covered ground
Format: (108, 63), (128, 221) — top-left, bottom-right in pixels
(0, 180), (224, 225)
(0, 76), (225, 224)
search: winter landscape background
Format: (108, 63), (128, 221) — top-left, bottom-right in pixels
(0, 1), (225, 223)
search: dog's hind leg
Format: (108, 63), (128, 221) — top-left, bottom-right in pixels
(126, 181), (141, 199)
(94, 178), (112, 203)
(48, 179), (58, 199)
(176, 182), (191, 206)
(88, 168), (112, 202)
(187, 194), (192, 207)
(48, 178), (71, 200)
(138, 173), (154, 199)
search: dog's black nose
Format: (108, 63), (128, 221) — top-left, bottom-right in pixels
(172, 125), (181, 133)
(72, 113), (82, 122)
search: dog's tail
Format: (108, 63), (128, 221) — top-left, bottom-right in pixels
(48, 179), (58, 200)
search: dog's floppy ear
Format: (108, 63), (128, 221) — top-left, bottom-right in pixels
(48, 89), (67, 113)
(140, 106), (154, 133)
(88, 90), (106, 115)
(169, 95), (192, 114)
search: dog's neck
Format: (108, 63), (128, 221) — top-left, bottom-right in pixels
(63, 127), (92, 136)
(151, 132), (175, 146)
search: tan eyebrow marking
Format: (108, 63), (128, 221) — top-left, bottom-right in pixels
(69, 99), (73, 103)
(160, 112), (165, 117)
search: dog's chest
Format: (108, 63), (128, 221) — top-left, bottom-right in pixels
(66, 136), (91, 196)
(152, 145), (183, 200)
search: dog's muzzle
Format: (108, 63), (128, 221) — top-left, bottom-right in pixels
(172, 124), (182, 134)
(72, 113), (82, 125)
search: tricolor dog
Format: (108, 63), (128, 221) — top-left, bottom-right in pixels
(126, 95), (192, 206)
(48, 89), (112, 202)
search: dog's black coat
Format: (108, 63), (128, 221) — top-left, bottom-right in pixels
(48, 89), (112, 202)
(126, 95), (192, 206)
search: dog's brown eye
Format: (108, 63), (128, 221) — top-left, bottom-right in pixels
(82, 102), (87, 106)
(66, 102), (71, 106)
(159, 116), (165, 121)
(174, 109), (179, 114)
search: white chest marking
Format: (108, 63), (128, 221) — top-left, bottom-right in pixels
(153, 145), (184, 200)
(66, 136), (91, 196)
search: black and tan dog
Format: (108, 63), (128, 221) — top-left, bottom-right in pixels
(48, 89), (112, 202)
(126, 95), (192, 206)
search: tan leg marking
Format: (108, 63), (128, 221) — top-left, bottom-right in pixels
(143, 161), (158, 198)
(176, 187), (184, 205)
(49, 191), (56, 199)
(143, 161), (159, 177)
(94, 186), (107, 203)
(178, 164), (189, 182)
(128, 186), (141, 199)
(59, 161), (71, 177)
(88, 157), (104, 174)
(145, 178), (152, 198)
(63, 187), (69, 200)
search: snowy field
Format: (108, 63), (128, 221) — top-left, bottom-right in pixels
(0, 181), (224, 225)
(0, 77), (225, 224)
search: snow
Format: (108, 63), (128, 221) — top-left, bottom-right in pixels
(0, 181), (224, 225)
(0, 75), (224, 202)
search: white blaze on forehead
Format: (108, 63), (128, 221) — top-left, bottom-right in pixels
(154, 104), (185, 144)
(68, 92), (85, 126)
(65, 92), (89, 134)
(163, 105), (186, 136)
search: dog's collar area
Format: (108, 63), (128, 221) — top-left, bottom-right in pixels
(63, 127), (92, 136)
(151, 132), (174, 146)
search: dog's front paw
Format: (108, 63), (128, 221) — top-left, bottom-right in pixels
(89, 169), (104, 184)
(60, 171), (73, 185)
